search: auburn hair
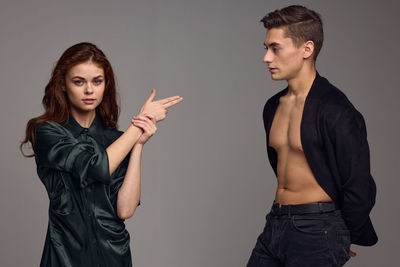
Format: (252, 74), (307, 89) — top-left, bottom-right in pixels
(20, 42), (119, 157)
(261, 5), (324, 61)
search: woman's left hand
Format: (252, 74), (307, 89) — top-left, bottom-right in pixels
(131, 114), (157, 145)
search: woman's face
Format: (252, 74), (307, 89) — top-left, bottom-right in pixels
(64, 61), (105, 115)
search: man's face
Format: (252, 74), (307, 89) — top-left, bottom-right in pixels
(263, 27), (305, 81)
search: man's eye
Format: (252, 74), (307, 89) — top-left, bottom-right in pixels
(93, 79), (103, 85)
(73, 80), (84, 86)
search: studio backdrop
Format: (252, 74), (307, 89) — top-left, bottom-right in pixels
(0, 0), (399, 266)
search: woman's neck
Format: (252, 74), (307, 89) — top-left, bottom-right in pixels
(70, 109), (96, 128)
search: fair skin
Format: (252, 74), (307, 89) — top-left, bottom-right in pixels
(116, 114), (157, 219)
(263, 27), (356, 258)
(64, 61), (183, 219)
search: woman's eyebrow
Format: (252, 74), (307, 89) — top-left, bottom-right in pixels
(71, 76), (85, 79)
(70, 75), (104, 79)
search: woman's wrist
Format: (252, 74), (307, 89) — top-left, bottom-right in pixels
(129, 121), (143, 131)
(133, 143), (144, 152)
(127, 119), (144, 142)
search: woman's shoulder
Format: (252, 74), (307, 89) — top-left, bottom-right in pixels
(35, 120), (71, 137)
(32, 121), (75, 153)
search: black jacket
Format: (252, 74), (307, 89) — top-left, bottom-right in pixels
(263, 73), (378, 246)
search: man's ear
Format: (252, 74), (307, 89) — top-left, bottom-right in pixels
(303, 40), (315, 60)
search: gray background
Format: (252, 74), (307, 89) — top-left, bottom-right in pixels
(1, 0), (399, 266)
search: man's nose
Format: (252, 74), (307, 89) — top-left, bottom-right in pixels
(263, 50), (273, 63)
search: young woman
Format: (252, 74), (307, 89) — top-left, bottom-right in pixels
(20, 42), (182, 267)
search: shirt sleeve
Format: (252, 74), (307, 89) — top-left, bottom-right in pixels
(332, 108), (377, 245)
(34, 122), (111, 188)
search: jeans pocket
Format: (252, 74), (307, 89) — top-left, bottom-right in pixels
(292, 215), (329, 235)
(335, 229), (351, 265)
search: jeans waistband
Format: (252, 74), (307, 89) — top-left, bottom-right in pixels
(271, 201), (336, 216)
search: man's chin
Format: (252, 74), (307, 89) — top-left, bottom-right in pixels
(270, 74), (284, 81)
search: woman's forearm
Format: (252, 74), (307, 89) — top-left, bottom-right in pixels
(106, 92), (182, 175)
(116, 143), (143, 219)
(106, 124), (143, 175)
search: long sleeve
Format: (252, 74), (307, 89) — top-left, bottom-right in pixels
(34, 121), (111, 188)
(331, 108), (377, 245)
(36, 117), (133, 267)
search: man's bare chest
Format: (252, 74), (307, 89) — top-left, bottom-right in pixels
(269, 97), (305, 152)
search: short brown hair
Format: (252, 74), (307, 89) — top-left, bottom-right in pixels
(261, 5), (324, 61)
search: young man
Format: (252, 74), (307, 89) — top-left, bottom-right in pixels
(247, 5), (377, 267)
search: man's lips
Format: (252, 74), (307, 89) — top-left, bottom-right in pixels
(268, 67), (278, 73)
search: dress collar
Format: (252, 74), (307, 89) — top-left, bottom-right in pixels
(65, 113), (107, 138)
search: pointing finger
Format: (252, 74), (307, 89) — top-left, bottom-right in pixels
(159, 96), (182, 105)
(163, 97), (183, 108)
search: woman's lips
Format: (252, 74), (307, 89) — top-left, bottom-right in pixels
(82, 99), (95, 104)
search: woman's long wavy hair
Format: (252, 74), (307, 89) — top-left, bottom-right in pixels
(20, 42), (119, 157)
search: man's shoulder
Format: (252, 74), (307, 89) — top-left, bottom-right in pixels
(316, 75), (365, 129)
(314, 75), (358, 113)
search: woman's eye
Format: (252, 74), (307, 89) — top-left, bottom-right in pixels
(93, 79), (103, 85)
(73, 80), (84, 86)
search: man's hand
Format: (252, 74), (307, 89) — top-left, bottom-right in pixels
(349, 249), (357, 259)
(139, 89), (183, 122)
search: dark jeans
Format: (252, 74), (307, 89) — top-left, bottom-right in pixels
(247, 208), (351, 267)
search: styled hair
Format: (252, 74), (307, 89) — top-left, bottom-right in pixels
(20, 42), (119, 157)
(261, 5), (324, 61)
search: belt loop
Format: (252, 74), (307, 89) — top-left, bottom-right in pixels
(288, 205), (291, 216)
(318, 202), (323, 213)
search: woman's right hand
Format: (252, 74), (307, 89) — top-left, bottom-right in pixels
(131, 114), (157, 145)
(139, 89), (183, 122)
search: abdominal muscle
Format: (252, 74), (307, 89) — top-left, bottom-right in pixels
(274, 147), (332, 205)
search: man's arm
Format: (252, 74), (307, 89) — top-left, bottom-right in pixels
(331, 107), (377, 246)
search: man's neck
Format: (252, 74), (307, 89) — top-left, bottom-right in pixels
(286, 65), (317, 98)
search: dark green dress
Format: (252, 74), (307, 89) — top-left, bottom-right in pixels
(34, 114), (133, 267)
